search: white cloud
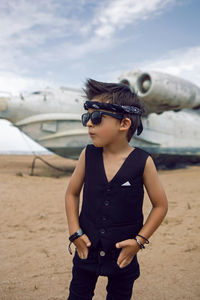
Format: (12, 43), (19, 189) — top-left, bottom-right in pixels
(0, 71), (57, 95)
(0, 0), (177, 74)
(0, 0), (70, 42)
(0, 0), (196, 95)
(0, 0), (123, 82)
(2, 45), (200, 95)
(94, 0), (175, 38)
(0, 0), (88, 73)
(141, 46), (200, 87)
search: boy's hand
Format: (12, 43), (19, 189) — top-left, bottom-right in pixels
(73, 234), (91, 259)
(115, 239), (140, 268)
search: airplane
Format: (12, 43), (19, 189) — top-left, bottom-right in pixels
(0, 70), (200, 167)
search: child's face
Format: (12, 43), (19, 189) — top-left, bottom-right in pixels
(86, 107), (122, 147)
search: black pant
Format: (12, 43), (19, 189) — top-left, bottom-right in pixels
(68, 248), (140, 300)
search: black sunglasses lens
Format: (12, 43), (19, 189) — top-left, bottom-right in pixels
(81, 111), (102, 126)
(91, 111), (102, 125)
(82, 113), (89, 126)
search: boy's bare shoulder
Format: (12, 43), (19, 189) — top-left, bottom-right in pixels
(143, 156), (158, 181)
(145, 155), (156, 169)
(79, 147), (86, 158)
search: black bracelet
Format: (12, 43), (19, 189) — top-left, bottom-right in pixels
(69, 228), (83, 243)
(136, 234), (150, 244)
(68, 228), (83, 255)
(134, 237), (145, 249)
(68, 242), (73, 255)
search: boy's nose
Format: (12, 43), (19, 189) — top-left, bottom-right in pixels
(86, 118), (93, 127)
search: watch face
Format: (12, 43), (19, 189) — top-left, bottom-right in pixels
(77, 229), (83, 236)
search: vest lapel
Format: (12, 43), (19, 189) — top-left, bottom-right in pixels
(100, 147), (137, 184)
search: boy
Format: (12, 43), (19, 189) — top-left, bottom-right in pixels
(65, 79), (168, 300)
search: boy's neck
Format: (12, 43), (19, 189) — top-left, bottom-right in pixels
(103, 140), (133, 156)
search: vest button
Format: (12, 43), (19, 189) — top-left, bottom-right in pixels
(107, 188), (111, 192)
(100, 228), (105, 234)
(104, 200), (110, 206)
(100, 251), (106, 257)
(102, 216), (107, 221)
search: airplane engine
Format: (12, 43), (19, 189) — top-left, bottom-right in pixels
(120, 71), (200, 114)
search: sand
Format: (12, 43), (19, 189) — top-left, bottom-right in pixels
(0, 154), (200, 300)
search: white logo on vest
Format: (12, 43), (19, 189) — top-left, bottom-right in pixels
(121, 181), (131, 186)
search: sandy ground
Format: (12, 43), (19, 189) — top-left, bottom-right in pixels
(0, 154), (200, 300)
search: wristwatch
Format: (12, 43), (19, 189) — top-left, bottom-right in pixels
(69, 228), (83, 242)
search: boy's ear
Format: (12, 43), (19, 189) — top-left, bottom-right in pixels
(120, 118), (132, 131)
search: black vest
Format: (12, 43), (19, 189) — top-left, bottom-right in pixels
(79, 144), (149, 251)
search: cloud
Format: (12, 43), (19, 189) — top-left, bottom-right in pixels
(0, 0), (89, 73)
(0, 0), (124, 82)
(0, 0), (177, 74)
(0, 0), (195, 94)
(0, 71), (57, 95)
(2, 45), (200, 95)
(141, 46), (200, 86)
(0, 0), (73, 42)
(94, 0), (175, 38)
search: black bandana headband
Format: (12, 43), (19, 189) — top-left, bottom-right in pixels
(84, 101), (143, 135)
(84, 101), (143, 116)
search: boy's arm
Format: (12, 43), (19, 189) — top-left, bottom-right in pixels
(137, 155), (168, 241)
(116, 156), (168, 268)
(65, 148), (91, 258)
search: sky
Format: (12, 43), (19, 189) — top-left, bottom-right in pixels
(0, 0), (200, 152)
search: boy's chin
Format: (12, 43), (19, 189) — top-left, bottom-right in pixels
(92, 141), (103, 148)
(91, 140), (105, 148)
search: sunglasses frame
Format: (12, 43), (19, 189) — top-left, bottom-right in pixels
(81, 110), (124, 127)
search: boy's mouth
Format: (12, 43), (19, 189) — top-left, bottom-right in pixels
(89, 132), (95, 137)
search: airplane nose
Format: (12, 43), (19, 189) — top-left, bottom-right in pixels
(0, 97), (8, 112)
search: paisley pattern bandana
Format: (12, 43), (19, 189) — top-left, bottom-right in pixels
(84, 101), (143, 116)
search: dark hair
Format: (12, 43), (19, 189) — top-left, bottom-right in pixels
(84, 78), (145, 141)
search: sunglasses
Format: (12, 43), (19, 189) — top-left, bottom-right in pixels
(81, 111), (123, 126)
